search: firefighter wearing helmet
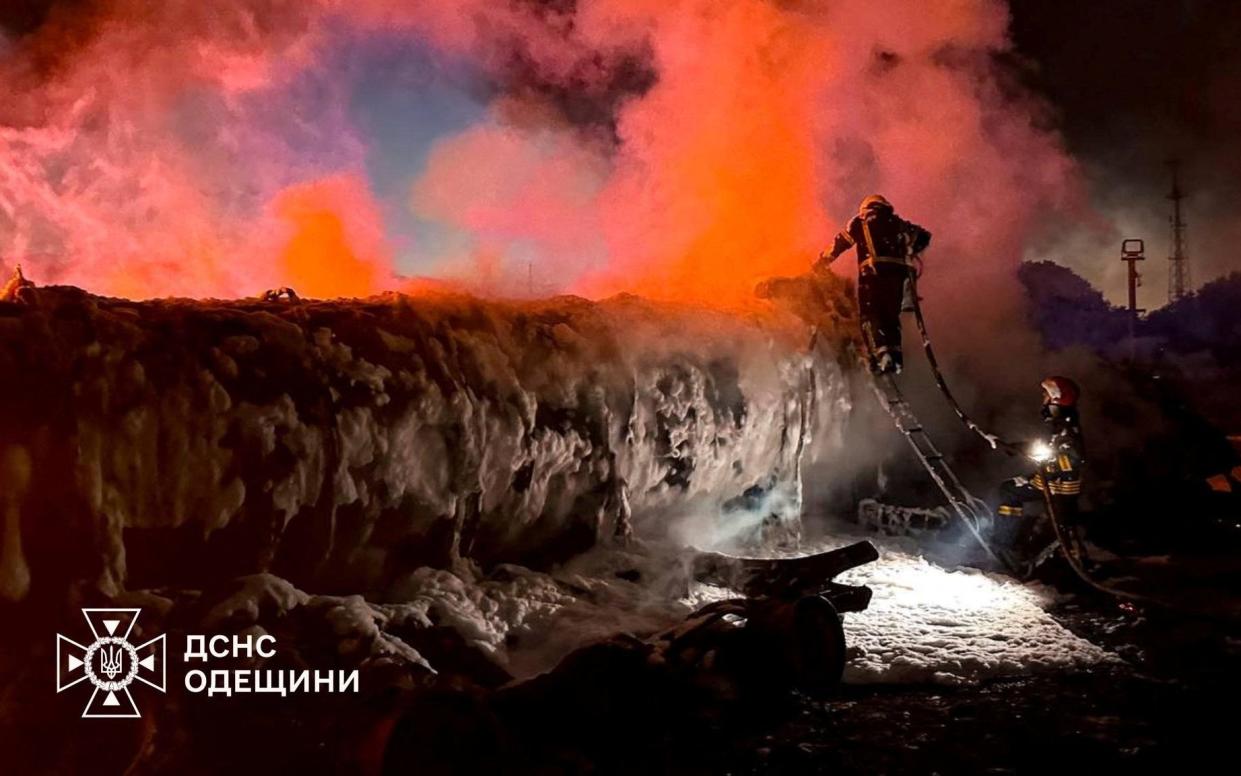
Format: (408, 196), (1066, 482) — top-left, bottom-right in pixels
(994, 376), (1088, 563)
(813, 195), (932, 374)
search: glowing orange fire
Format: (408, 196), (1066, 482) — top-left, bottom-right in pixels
(275, 177), (389, 300)
(0, 1), (1078, 310)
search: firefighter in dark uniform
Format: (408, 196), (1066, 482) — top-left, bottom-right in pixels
(995, 376), (1087, 562)
(813, 195), (931, 374)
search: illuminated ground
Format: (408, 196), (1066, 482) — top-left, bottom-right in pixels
(410, 533), (1238, 774)
(5, 525), (1234, 774)
(365, 535), (1119, 687)
(718, 596), (1239, 775)
(489, 534), (1239, 774)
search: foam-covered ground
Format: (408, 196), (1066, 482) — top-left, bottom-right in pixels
(694, 539), (1114, 685)
(833, 545), (1116, 684)
(0, 533), (1119, 774)
(365, 537), (1116, 686)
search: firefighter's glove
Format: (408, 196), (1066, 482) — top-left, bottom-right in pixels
(813, 251), (837, 275)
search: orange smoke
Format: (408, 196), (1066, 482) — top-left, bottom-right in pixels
(272, 175), (393, 299)
(406, 0), (1076, 310)
(576, 2), (833, 307)
(1, 0), (1081, 310)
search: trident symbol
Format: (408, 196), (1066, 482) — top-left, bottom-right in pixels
(100, 643), (123, 679)
(57, 608), (167, 719)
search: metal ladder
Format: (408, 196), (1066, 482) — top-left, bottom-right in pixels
(869, 372), (1015, 570)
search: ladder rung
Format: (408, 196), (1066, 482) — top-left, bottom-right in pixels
(874, 375), (990, 548)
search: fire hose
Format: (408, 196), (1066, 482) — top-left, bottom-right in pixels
(905, 262), (1013, 452)
(1034, 472), (1241, 622)
(1032, 463), (1168, 606)
(903, 261), (1196, 608)
(902, 261), (1151, 594)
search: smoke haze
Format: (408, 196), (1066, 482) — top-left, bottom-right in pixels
(2, 0), (1080, 311)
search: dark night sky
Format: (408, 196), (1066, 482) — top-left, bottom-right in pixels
(1008, 0), (1241, 298)
(1010, 0), (1241, 161)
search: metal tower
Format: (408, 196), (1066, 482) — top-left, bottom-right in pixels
(1167, 159), (1191, 302)
(1121, 239), (1145, 360)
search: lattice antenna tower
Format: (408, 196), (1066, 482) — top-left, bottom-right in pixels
(1167, 158), (1191, 302)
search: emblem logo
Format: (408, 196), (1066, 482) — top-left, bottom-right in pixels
(56, 608), (166, 718)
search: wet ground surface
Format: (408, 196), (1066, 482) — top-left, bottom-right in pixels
(710, 590), (1240, 775)
(731, 668), (1229, 774)
(6, 549), (1237, 775)
(357, 550), (1241, 775)
(428, 565), (1239, 776)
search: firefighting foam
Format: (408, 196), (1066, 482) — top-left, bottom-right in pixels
(1, 0), (1079, 307)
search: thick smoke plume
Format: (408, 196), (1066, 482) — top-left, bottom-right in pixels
(0, 1), (378, 297)
(2, 0), (1079, 311)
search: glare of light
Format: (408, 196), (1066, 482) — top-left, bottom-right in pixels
(1029, 441), (1053, 463)
(892, 564), (1021, 610)
(839, 554), (1039, 613)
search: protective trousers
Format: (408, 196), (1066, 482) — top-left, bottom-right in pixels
(858, 265), (910, 369)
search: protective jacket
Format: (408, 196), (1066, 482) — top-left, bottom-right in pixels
(816, 208), (931, 273)
(997, 414), (1085, 518)
(1036, 421), (1085, 496)
(813, 205), (931, 373)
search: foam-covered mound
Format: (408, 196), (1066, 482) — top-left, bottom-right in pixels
(190, 541), (1109, 689)
(0, 283), (853, 603)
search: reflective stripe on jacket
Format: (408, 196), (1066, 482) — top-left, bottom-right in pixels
(824, 209), (931, 268)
